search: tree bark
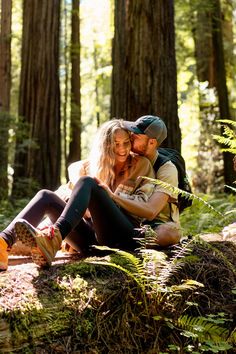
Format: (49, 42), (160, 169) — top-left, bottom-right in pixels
(68, 0), (81, 164)
(211, 0), (234, 187)
(12, 0), (61, 197)
(0, 0), (12, 199)
(111, 0), (181, 150)
(111, 0), (127, 120)
(192, 0), (234, 192)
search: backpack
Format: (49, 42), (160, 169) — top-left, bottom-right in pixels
(153, 147), (192, 213)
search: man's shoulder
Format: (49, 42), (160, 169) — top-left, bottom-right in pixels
(155, 160), (178, 185)
(156, 160), (177, 174)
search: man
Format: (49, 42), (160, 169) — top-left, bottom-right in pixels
(123, 115), (181, 247)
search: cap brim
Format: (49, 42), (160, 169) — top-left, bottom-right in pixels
(122, 121), (144, 134)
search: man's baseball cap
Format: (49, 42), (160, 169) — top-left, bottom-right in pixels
(123, 115), (167, 144)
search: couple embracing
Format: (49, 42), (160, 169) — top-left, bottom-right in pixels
(0, 115), (181, 271)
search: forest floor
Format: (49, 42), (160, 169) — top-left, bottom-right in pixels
(1, 233), (236, 353)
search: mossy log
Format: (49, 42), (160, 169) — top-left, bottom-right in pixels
(0, 238), (236, 353)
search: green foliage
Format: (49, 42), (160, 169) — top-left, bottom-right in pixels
(144, 176), (224, 217)
(0, 198), (29, 230)
(85, 243), (235, 353)
(178, 314), (233, 352)
(213, 120), (236, 154)
(180, 193), (236, 235)
(143, 176), (229, 238)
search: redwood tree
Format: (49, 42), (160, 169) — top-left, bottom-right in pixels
(67, 0), (81, 165)
(0, 0), (12, 199)
(12, 0), (61, 197)
(193, 0), (234, 190)
(212, 0), (234, 187)
(111, 0), (181, 150)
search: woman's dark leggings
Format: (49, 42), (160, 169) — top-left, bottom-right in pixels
(55, 176), (137, 249)
(1, 188), (95, 251)
(1, 176), (137, 251)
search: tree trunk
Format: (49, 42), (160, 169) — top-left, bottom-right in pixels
(111, 0), (181, 150)
(111, 0), (127, 120)
(193, 0), (234, 192)
(68, 0), (81, 165)
(62, 0), (70, 180)
(0, 0), (12, 199)
(193, 1), (223, 193)
(211, 0), (234, 187)
(12, 0), (61, 197)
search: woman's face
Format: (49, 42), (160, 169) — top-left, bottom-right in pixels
(113, 129), (131, 164)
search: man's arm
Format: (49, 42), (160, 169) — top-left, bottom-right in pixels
(112, 161), (179, 220)
(112, 189), (169, 220)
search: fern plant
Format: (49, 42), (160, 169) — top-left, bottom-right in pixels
(143, 176), (224, 217)
(178, 314), (233, 353)
(86, 243), (235, 353)
(212, 119), (236, 154)
(86, 242), (203, 308)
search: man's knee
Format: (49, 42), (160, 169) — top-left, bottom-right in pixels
(154, 222), (181, 247)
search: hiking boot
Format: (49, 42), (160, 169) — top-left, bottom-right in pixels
(14, 219), (62, 266)
(0, 237), (8, 271)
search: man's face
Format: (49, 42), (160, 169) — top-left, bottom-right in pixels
(131, 133), (150, 156)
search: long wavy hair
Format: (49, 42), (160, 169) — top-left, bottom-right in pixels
(89, 119), (130, 187)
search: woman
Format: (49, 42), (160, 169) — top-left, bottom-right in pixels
(0, 119), (157, 270)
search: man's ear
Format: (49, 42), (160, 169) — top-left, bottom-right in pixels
(149, 138), (158, 148)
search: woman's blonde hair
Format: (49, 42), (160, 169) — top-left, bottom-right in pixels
(89, 119), (130, 187)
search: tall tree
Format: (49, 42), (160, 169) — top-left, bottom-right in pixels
(111, 0), (181, 150)
(193, 0), (234, 190)
(12, 0), (61, 197)
(193, 1), (223, 193)
(67, 0), (81, 164)
(111, 0), (127, 120)
(0, 0), (12, 199)
(61, 0), (70, 179)
(212, 0), (234, 186)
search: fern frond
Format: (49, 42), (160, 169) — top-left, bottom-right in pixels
(217, 119), (236, 127)
(212, 135), (236, 152)
(223, 125), (236, 139)
(178, 315), (229, 343)
(225, 185), (236, 193)
(212, 134), (234, 147)
(139, 248), (168, 285)
(170, 279), (204, 292)
(157, 239), (194, 287)
(213, 119), (236, 154)
(86, 259), (146, 292)
(143, 177), (224, 217)
(86, 246), (146, 287)
(228, 327), (236, 344)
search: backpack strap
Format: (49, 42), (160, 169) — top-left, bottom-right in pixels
(153, 151), (177, 221)
(153, 152), (170, 173)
